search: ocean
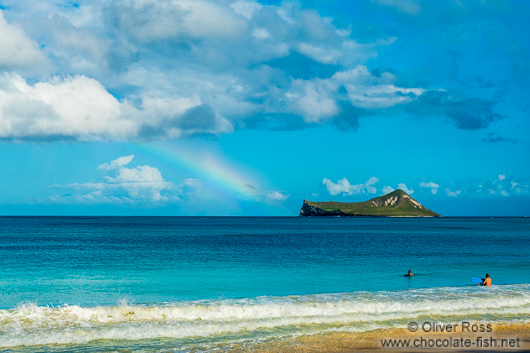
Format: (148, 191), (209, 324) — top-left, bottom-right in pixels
(0, 216), (529, 352)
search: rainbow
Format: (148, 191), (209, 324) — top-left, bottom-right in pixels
(133, 141), (260, 200)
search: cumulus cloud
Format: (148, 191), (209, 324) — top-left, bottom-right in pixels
(0, 0), (516, 141)
(283, 66), (424, 123)
(332, 66), (424, 109)
(324, 175), (529, 200)
(50, 155), (192, 205)
(411, 174), (530, 199)
(382, 186), (394, 194)
(266, 191), (289, 202)
(98, 155), (135, 171)
(0, 10), (48, 69)
(109, 0), (246, 42)
(397, 183), (414, 195)
(323, 177), (379, 196)
(419, 181), (439, 194)
(365, 177), (380, 193)
(231, 0), (263, 20)
(0, 74), (232, 141)
(0, 1), (410, 138)
(0, 73), (133, 141)
(445, 187), (461, 197)
(139, 97), (233, 139)
(478, 174), (528, 197)
(286, 78), (339, 122)
(296, 42), (342, 65)
(323, 175), (529, 201)
(252, 27), (271, 39)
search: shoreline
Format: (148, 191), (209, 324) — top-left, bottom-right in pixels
(246, 323), (530, 352)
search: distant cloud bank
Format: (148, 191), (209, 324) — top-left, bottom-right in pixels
(321, 175), (528, 199)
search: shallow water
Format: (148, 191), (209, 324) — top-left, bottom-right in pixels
(1, 217), (529, 351)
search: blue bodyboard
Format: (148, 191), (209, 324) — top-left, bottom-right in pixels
(471, 277), (483, 284)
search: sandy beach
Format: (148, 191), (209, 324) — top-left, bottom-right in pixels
(246, 323), (530, 352)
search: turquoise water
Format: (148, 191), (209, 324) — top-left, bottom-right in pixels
(1, 217), (529, 351)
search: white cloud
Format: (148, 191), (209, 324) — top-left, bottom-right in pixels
(230, 0), (263, 20)
(323, 177), (379, 196)
(332, 66), (425, 109)
(110, 165), (172, 202)
(282, 65), (425, 123)
(476, 174), (530, 197)
(323, 178), (355, 195)
(296, 43), (342, 64)
(365, 177), (379, 193)
(252, 28), (271, 39)
(0, 1), (430, 139)
(0, 73), (134, 141)
(382, 186), (394, 194)
(0, 10), (48, 69)
(50, 155), (188, 205)
(43, 18), (109, 75)
(98, 155), (135, 171)
(287, 79), (339, 122)
(323, 175), (529, 201)
(419, 181), (439, 194)
(445, 188), (461, 197)
(102, 1), (405, 126)
(384, 175), (530, 200)
(139, 95), (234, 138)
(182, 178), (201, 188)
(373, 0), (421, 15)
(0, 73), (233, 141)
(115, 0), (246, 42)
(266, 191), (289, 202)
(398, 183), (414, 195)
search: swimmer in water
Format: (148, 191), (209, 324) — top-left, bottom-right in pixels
(480, 273), (491, 286)
(405, 270), (414, 276)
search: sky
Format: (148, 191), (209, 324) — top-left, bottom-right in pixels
(0, 0), (528, 216)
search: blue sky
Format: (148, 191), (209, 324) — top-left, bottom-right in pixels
(0, 0), (528, 216)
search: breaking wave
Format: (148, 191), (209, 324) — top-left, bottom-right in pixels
(1, 284), (529, 349)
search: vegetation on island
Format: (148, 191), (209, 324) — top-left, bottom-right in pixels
(300, 189), (441, 217)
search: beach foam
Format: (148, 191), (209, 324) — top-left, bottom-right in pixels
(1, 284), (529, 349)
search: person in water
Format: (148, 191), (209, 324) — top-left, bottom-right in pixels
(405, 270), (414, 276)
(480, 273), (492, 286)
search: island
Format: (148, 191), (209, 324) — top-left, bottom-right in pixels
(300, 189), (441, 217)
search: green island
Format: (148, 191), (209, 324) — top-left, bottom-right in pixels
(300, 189), (441, 217)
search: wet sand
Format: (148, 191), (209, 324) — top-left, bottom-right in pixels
(243, 323), (530, 352)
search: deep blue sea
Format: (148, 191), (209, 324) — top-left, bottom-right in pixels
(1, 217), (529, 351)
